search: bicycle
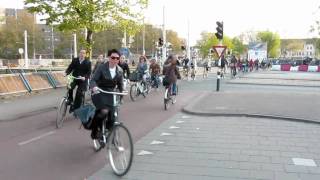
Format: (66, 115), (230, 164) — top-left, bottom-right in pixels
(190, 68), (196, 80)
(164, 83), (178, 110)
(230, 65), (237, 79)
(129, 78), (148, 101)
(203, 66), (208, 78)
(56, 75), (86, 129)
(92, 87), (133, 176)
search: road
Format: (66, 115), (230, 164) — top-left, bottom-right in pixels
(0, 78), (202, 180)
(0, 69), (319, 179)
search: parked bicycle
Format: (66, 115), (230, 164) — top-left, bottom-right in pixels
(92, 87), (133, 176)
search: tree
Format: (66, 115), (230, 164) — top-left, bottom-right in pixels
(0, 10), (43, 59)
(25, 0), (148, 58)
(256, 31), (281, 58)
(232, 37), (246, 56)
(196, 31), (237, 58)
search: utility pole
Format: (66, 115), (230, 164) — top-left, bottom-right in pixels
(162, 6), (166, 65)
(142, 18), (145, 56)
(51, 26), (54, 59)
(24, 30), (29, 68)
(73, 33), (77, 57)
(33, 13), (36, 61)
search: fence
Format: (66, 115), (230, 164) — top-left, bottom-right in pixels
(0, 71), (66, 96)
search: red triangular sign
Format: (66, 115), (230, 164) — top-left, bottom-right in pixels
(213, 45), (227, 58)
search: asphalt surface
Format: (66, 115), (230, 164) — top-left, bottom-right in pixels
(1, 69), (320, 180)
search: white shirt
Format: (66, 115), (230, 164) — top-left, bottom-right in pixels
(109, 67), (116, 79)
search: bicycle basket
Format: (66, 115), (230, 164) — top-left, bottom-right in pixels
(74, 104), (96, 130)
(129, 71), (140, 82)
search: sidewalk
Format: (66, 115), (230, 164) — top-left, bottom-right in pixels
(0, 88), (64, 121)
(228, 71), (320, 87)
(89, 89), (320, 180)
(89, 112), (320, 180)
(183, 91), (320, 123)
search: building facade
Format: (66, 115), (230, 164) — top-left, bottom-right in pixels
(281, 39), (317, 59)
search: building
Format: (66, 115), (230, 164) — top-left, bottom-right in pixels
(280, 39), (317, 59)
(247, 42), (268, 61)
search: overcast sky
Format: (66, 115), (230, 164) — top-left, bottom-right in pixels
(1, 0), (320, 45)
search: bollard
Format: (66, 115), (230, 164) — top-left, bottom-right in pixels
(216, 71), (220, 91)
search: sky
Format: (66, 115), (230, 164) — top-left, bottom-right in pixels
(1, 0), (320, 45)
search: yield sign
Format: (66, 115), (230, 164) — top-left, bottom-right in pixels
(213, 45), (227, 58)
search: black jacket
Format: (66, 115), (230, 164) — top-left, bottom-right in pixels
(90, 62), (124, 109)
(118, 62), (130, 78)
(66, 57), (92, 79)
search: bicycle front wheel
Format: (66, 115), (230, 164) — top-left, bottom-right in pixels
(108, 124), (134, 176)
(56, 97), (68, 128)
(129, 84), (138, 101)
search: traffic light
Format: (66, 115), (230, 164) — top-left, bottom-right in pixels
(158, 38), (163, 47)
(215, 21), (223, 40)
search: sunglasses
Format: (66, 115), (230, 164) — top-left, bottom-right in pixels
(110, 56), (120, 60)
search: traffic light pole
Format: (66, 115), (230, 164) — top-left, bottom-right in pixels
(216, 39), (223, 92)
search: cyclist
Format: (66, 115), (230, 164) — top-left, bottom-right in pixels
(118, 55), (130, 79)
(203, 60), (209, 78)
(93, 54), (105, 73)
(190, 60), (196, 79)
(136, 55), (148, 82)
(65, 49), (91, 112)
(163, 55), (181, 97)
(90, 49), (124, 140)
(230, 55), (237, 77)
(182, 57), (189, 79)
(149, 58), (161, 88)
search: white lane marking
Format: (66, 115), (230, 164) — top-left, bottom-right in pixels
(150, 140), (165, 145)
(18, 131), (55, 146)
(292, 158), (317, 167)
(196, 128), (200, 130)
(176, 120), (185, 124)
(137, 150), (153, 156)
(181, 116), (190, 119)
(169, 126), (180, 129)
(160, 132), (173, 136)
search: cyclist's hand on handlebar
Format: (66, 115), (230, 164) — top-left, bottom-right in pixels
(78, 76), (86, 81)
(92, 86), (99, 93)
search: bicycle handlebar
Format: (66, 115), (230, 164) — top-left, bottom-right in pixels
(96, 87), (128, 96)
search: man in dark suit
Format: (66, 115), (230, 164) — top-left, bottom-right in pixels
(65, 49), (92, 112)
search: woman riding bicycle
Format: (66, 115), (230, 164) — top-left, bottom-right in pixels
(163, 55), (181, 96)
(90, 49), (124, 140)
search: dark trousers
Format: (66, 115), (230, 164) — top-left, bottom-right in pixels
(91, 107), (116, 138)
(68, 80), (87, 110)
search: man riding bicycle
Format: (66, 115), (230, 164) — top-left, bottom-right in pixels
(65, 49), (91, 112)
(149, 58), (161, 88)
(182, 57), (189, 78)
(90, 49), (124, 140)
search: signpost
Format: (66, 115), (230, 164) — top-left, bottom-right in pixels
(213, 45), (227, 91)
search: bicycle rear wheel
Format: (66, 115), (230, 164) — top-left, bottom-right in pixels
(56, 97), (68, 128)
(164, 88), (170, 110)
(108, 123), (133, 176)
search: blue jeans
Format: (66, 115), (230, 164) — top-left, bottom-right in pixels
(171, 83), (177, 95)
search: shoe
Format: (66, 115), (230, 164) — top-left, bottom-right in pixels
(91, 130), (98, 139)
(69, 105), (74, 113)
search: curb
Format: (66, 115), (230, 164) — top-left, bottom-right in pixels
(226, 81), (320, 88)
(182, 93), (320, 125)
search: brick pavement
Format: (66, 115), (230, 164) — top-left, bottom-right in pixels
(89, 113), (320, 180)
